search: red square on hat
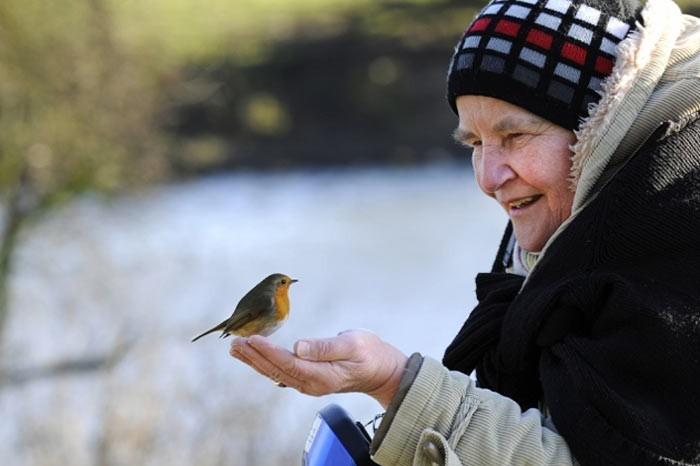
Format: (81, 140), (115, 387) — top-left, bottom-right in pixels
(595, 56), (614, 74)
(495, 19), (521, 37)
(469, 17), (492, 33)
(561, 42), (587, 65)
(526, 28), (553, 50)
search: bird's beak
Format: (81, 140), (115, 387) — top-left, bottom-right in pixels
(290, 279), (299, 284)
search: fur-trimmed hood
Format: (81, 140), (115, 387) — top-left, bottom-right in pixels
(532, 0), (700, 265)
(571, 0), (700, 207)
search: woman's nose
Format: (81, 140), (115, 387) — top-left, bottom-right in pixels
(474, 145), (516, 195)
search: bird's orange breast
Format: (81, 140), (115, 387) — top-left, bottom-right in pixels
(274, 285), (291, 320)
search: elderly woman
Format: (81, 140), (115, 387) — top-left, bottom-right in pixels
(230, 0), (700, 464)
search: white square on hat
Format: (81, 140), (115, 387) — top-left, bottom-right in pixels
(600, 37), (617, 55)
(535, 12), (562, 31)
(504, 4), (531, 19)
(479, 0), (500, 12)
(520, 47), (547, 68)
(545, 0), (571, 15)
(606, 17), (630, 39)
(575, 4), (601, 25)
(487, 37), (513, 54)
(463, 35), (482, 49)
(568, 23), (593, 44)
(483, 3), (504, 16)
(554, 63), (581, 83)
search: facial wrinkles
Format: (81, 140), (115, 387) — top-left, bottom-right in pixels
(472, 125), (543, 199)
(455, 95), (576, 252)
(461, 106), (535, 163)
(485, 126), (564, 207)
(456, 96), (494, 145)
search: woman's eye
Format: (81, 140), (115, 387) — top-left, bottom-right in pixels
(508, 133), (528, 143)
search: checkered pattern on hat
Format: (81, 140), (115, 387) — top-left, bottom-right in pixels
(447, 0), (638, 130)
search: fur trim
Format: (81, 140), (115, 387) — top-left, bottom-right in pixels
(568, 0), (671, 189)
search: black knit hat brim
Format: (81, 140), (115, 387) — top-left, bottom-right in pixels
(448, 68), (586, 130)
(446, 0), (640, 130)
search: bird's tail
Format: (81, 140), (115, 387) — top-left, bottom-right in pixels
(191, 320), (227, 342)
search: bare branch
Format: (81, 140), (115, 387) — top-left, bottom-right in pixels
(0, 337), (133, 389)
(0, 162), (33, 345)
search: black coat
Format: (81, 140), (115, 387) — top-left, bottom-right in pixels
(444, 115), (700, 465)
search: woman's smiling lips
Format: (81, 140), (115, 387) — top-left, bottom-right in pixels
(503, 194), (543, 213)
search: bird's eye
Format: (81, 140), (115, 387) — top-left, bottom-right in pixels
(281, 279), (287, 284)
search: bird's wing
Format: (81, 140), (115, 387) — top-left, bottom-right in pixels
(236, 285), (274, 310)
(224, 309), (257, 331)
(225, 294), (273, 330)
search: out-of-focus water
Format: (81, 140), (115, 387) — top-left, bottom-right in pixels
(1, 164), (506, 466)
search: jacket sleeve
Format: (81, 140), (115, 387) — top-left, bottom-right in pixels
(370, 355), (578, 466)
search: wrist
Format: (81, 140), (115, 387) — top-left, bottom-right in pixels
(369, 350), (409, 408)
(369, 353), (424, 454)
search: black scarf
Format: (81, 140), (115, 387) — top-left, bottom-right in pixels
(444, 118), (700, 466)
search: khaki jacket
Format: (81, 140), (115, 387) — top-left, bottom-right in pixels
(370, 0), (700, 464)
(371, 356), (576, 466)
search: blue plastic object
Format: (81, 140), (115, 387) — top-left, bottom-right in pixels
(302, 404), (378, 466)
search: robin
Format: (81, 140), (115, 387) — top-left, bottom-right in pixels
(191, 273), (298, 342)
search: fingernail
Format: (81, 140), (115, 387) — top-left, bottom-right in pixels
(295, 341), (309, 358)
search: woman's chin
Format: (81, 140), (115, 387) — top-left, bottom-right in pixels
(512, 228), (547, 253)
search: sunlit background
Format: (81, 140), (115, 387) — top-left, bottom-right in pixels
(2, 1), (699, 465)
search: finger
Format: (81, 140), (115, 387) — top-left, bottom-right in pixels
(232, 338), (274, 370)
(228, 338), (245, 362)
(292, 333), (361, 362)
(247, 336), (324, 374)
(246, 336), (307, 377)
(229, 337), (249, 357)
(238, 339), (306, 389)
(230, 339), (259, 369)
(231, 345), (255, 367)
(238, 351), (278, 382)
(231, 339), (277, 380)
(247, 337), (345, 395)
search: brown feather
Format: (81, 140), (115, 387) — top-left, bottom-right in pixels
(191, 320), (228, 342)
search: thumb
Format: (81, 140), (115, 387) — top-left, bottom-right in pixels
(294, 336), (354, 361)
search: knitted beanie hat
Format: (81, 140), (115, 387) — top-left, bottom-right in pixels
(447, 0), (641, 130)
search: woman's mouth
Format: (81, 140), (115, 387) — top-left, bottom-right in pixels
(508, 195), (542, 210)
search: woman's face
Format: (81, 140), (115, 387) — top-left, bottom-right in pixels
(454, 95), (576, 252)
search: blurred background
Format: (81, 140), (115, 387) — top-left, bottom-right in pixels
(1, 1), (699, 465)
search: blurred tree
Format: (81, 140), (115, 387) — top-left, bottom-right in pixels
(1, 0), (698, 376)
(0, 0), (170, 352)
(678, 0), (700, 15)
(156, 0), (700, 173)
(164, 2), (479, 172)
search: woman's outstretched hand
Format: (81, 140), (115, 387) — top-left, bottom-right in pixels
(229, 329), (408, 408)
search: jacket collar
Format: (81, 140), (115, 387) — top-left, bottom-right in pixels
(520, 0), (700, 280)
